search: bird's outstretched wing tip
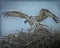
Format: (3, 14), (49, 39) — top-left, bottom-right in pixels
(1, 11), (29, 19)
(56, 17), (60, 23)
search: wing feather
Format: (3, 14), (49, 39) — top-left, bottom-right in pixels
(2, 11), (29, 19)
(36, 9), (48, 22)
(36, 9), (60, 23)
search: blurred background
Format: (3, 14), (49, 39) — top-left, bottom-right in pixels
(0, 0), (60, 36)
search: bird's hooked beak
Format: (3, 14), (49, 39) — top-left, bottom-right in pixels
(24, 20), (28, 24)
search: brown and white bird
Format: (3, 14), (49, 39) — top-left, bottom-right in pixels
(2, 9), (60, 30)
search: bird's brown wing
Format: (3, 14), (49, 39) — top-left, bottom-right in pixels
(43, 9), (60, 23)
(36, 9), (60, 23)
(2, 11), (29, 19)
(36, 9), (48, 22)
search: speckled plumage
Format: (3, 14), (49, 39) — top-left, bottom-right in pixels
(2, 9), (60, 30)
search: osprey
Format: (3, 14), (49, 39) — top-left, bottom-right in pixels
(2, 9), (60, 30)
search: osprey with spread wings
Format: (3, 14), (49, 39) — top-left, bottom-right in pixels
(2, 9), (60, 30)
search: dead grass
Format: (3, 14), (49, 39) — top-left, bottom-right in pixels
(0, 28), (60, 48)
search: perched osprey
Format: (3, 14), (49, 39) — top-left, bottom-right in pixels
(2, 9), (60, 30)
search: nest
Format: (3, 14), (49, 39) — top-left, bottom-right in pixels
(0, 28), (60, 48)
